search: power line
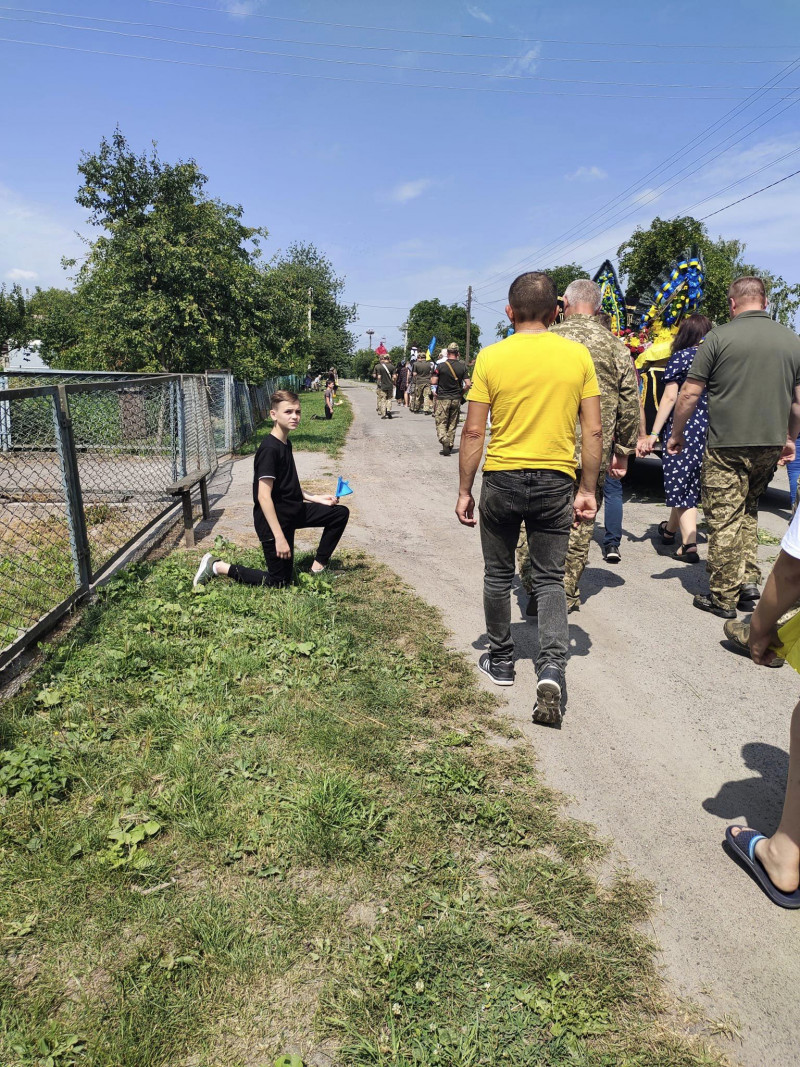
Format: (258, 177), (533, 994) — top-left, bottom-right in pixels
(0, 14), (787, 91)
(0, 34), (758, 100)
(699, 165), (800, 220)
(0, 6), (790, 66)
(470, 57), (800, 298)
(141, 0), (799, 50)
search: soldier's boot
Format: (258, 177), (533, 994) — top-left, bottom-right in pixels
(737, 583), (761, 611)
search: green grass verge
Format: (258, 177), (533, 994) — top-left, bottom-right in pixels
(0, 547), (725, 1067)
(240, 390), (353, 458)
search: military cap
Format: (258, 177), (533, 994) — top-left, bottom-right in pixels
(447, 342), (460, 353)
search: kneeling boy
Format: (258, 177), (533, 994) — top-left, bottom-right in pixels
(193, 390), (349, 588)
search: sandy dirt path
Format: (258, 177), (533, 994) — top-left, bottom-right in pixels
(333, 379), (800, 1066)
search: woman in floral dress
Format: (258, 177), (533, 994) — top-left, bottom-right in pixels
(640, 314), (712, 561)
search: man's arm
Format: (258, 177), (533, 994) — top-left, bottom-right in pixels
(613, 355), (640, 456)
(257, 479), (291, 558)
(750, 551), (800, 664)
(779, 382), (800, 466)
(456, 401), (489, 526)
(576, 395), (602, 524)
(666, 378), (704, 454)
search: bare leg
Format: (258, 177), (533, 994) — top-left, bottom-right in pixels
(678, 506), (698, 544)
(732, 699), (800, 892)
(215, 561), (230, 576)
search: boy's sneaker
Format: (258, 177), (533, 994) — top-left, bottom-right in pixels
(193, 552), (217, 588)
(478, 652), (515, 687)
(533, 665), (563, 725)
(603, 544), (621, 564)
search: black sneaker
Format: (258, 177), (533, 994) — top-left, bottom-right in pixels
(603, 544), (621, 564)
(737, 583), (760, 611)
(533, 666), (563, 725)
(693, 593), (736, 620)
(477, 652), (515, 687)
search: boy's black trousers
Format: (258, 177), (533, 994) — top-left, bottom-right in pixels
(228, 502), (349, 587)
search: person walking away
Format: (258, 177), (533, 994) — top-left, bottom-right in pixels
(456, 272), (602, 725)
(193, 390), (350, 589)
(723, 517), (800, 907)
(395, 359), (410, 407)
(518, 279), (638, 613)
(412, 353), (434, 414)
(639, 314), (712, 561)
(431, 342), (470, 455)
(373, 353), (396, 419)
(668, 276), (800, 618)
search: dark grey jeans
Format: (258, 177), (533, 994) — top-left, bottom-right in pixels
(479, 469), (574, 672)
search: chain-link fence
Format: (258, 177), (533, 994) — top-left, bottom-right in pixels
(0, 373), (219, 670)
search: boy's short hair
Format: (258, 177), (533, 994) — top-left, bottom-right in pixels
(270, 389), (299, 409)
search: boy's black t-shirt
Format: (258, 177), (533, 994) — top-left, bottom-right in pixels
(253, 435), (303, 540)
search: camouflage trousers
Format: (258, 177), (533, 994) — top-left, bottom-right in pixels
(376, 388), (393, 417)
(412, 382), (433, 413)
(434, 398), (461, 447)
(517, 476), (603, 608)
(702, 445), (782, 609)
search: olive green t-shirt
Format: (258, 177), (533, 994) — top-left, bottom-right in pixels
(688, 311), (800, 448)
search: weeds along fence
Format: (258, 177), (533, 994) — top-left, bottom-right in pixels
(0, 368), (300, 670)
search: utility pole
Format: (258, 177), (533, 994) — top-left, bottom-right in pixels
(465, 285), (473, 365)
(400, 321), (409, 356)
(307, 288), (313, 337)
(366, 329), (374, 349)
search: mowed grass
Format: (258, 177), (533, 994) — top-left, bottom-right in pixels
(0, 548), (727, 1067)
(241, 388), (353, 458)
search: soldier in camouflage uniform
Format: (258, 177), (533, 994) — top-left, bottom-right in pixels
(517, 280), (639, 612)
(412, 355), (434, 414)
(431, 342), (470, 454)
(373, 354), (395, 419)
(668, 276), (800, 618)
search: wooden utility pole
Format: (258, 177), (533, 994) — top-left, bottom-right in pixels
(465, 285), (472, 364)
(307, 288), (313, 336)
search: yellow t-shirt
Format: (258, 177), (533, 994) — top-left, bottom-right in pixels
(467, 331), (600, 475)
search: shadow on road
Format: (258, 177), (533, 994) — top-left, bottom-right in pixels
(703, 741), (790, 834)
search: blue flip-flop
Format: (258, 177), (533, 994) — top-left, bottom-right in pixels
(725, 826), (800, 909)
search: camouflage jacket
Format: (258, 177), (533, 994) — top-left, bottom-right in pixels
(550, 315), (640, 467)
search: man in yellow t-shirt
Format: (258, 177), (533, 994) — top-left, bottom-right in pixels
(456, 271), (603, 725)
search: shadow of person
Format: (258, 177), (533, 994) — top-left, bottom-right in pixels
(650, 564), (706, 595)
(703, 741), (789, 834)
(579, 566), (624, 605)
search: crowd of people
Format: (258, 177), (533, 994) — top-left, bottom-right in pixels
(194, 269), (800, 908)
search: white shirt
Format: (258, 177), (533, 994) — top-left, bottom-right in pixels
(782, 507), (800, 560)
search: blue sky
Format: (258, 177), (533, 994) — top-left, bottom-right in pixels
(2, 0), (800, 351)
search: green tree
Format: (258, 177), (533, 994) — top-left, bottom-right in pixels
(268, 242), (356, 372)
(544, 262), (590, 295)
(616, 215), (800, 326)
(406, 298), (480, 361)
(25, 288), (82, 363)
(0, 284), (27, 354)
(349, 347), (377, 380)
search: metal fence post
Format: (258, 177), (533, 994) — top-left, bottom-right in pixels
(224, 374), (234, 454)
(54, 385), (92, 589)
(177, 376), (188, 478)
(0, 374), (9, 452)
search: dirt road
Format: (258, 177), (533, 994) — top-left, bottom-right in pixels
(337, 379), (800, 1065)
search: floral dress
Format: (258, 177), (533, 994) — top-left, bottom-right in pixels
(661, 345), (708, 508)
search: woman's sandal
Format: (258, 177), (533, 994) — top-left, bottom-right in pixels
(673, 543), (699, 563)
(658, 520), (676, 544)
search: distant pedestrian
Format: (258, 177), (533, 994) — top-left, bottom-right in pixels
(639, 314), (712, 562)
(668, 277), (800, 618)
(431, 342), (470, 455)
(373, 353), (396, 419)
(193, 390), (349, 590)
(395, 359), (410, 406)
(412, 351), (434, 414)
(456, 271), (602, 725)
(324, 378), (334, 420)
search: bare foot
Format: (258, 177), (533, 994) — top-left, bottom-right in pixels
(731, 827), (800, 892)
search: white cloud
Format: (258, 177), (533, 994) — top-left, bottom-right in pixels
(5, 268), (38, 282)
(498, 47), (540, 77)
(467, 4), (492, 22)
(384, 178), (433, 204)
(0, 184), (84, 290)
(632, 188), (661, 206)
(565, 166), (608, 182)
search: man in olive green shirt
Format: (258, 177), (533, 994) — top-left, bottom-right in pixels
(668, 276), (800, 618)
